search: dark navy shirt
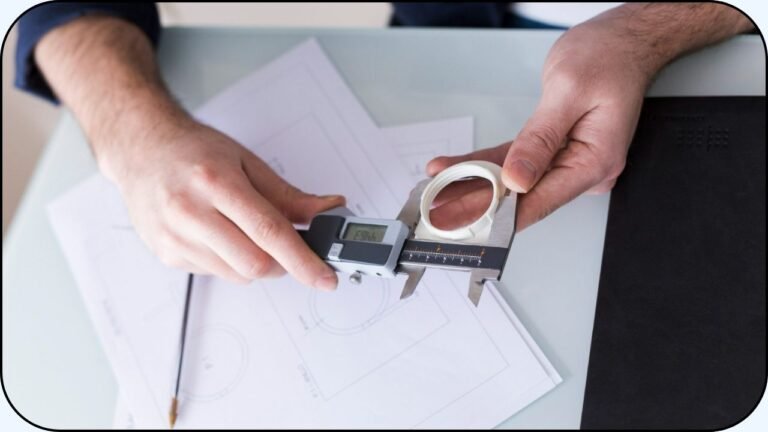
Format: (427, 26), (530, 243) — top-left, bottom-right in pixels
(15, 3), (561, 103)
(15, 2), (160, 103)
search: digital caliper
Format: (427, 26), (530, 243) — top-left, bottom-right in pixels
(298, 161), (517, 306)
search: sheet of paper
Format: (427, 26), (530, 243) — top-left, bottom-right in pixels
(384, 117), (474, 177)
(111, 116), (565, 429)
(193, 38), (414, 215)
(48, 38), (560, 428)
(111, 116), (477, 428)
(112, 394), (135, 430)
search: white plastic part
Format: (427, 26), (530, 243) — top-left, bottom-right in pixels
(414, 161), (507, 244)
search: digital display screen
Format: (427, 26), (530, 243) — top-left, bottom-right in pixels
(343, 223), (387, 243)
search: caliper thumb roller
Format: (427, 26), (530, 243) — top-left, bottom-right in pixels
(298, 161), (517, 306)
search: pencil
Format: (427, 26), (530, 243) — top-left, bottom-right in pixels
(169, 272), (195, 428)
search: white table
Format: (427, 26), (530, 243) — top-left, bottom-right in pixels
(3, 28), (764, 428)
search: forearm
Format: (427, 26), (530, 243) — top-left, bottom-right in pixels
(593, 3), (754, 78)
(34, 16), (189, 181)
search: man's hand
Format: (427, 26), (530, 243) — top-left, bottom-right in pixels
(113, 118), (345, 287)
(34, 16), (344, 289)
(427, 3), (753, 231)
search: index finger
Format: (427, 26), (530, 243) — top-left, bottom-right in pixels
(212, 175), (338, 291)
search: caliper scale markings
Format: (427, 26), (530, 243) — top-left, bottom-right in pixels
(398, 240), (508, 271)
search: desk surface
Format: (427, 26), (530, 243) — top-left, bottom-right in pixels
(2, 28), (764, 429)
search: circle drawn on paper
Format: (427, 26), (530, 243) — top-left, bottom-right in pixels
(309, 277), (390, 335)
(180, 325), (247, 401)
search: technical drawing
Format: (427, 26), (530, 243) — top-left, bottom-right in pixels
(308, 277), (391, 335)
(50, 40), (556, 428)
(180, 325), (248, 402)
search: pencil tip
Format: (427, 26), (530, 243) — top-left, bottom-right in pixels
(169, 397), (178, 429)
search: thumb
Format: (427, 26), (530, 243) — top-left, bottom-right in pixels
(260, 174), (345, 223)
(503, 102), (581, 193)
(283, 191), (346, 224)
(240, 151), (346, 223)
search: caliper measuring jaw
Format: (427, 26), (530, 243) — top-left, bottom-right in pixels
(395, 177), (518, 306)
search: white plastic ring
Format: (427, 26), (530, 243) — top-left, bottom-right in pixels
(415, 161), (506, 244)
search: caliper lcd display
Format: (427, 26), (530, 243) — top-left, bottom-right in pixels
(343, 223), (387, 243)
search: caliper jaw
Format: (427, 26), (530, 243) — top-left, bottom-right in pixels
(394, 178), (431, 299)
(466, 191), (517, 305)
(394, 177), (518, 305)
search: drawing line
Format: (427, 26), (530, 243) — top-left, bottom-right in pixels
(308, 279), (390, 335)
(312, 280), (449, 400)
(318, 280), (450, 401)
(311, 113), (386, 217)
(195, 60), (307, 132)
(180, 325), (249, 402)
(454, 277), (510, 368)
(306, 279), (421, 337)
(407, 274), (512, 426)
(303, 64), (408, 207)
(261, 285), (329, 399)
(394, 138), (451, 154)
(415, 365), (509, 427)
(88, 230), (170, 424)
(322, 315), (450, 400)
(250, 110), (316, 154)
(266, 279), (450, 402)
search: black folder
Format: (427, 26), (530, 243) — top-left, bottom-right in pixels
(581, 97), (766, 429)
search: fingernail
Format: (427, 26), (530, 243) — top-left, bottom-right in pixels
(315, 273), (338, 292)
(505, 160), (537, 193)
(426, 160), (439, 176)
(320, 194), (345, 203)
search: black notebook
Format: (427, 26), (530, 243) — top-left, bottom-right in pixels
(581, 97), (766, 429)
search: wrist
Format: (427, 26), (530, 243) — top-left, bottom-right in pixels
(33, 15), (191, 183)
(571, 10), (673, 86)
(589, 3), (754, 83)
(94, 89), (193, 184)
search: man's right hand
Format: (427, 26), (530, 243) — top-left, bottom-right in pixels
(425, 3), (753, 232)
(34, 15), (345, 290)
